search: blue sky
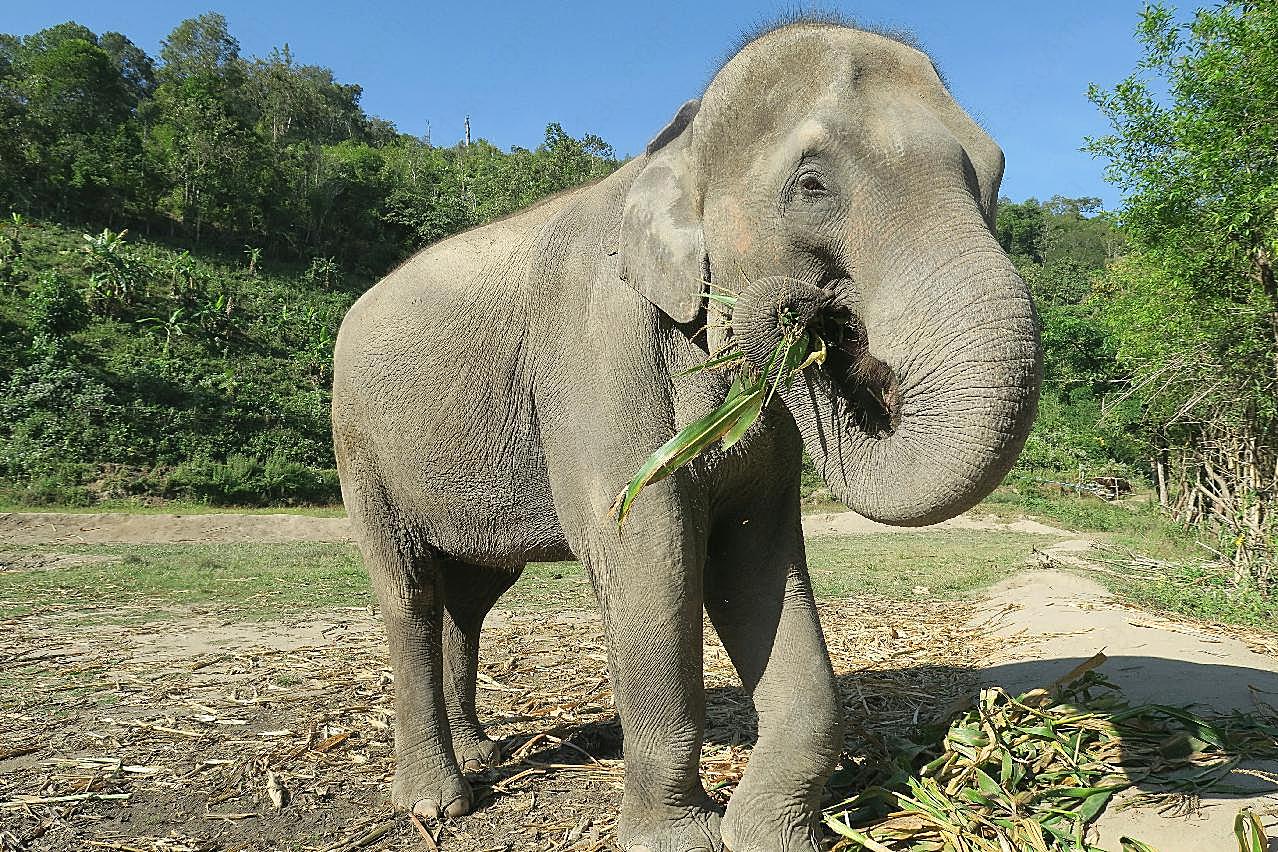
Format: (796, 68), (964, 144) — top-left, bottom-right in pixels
(7, 2), (1173, 210)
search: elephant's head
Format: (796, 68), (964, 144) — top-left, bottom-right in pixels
(617, 21), (1041, 526)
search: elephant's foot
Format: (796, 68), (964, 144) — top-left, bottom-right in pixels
(617, 802), (723, 852)
(452, 731), (502, 773)
(391, 761), (472, 819)
(721, 791), (821, 852)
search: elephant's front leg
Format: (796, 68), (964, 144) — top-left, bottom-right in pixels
(705, 497), (844, 852)
(583, 519), (722, 852)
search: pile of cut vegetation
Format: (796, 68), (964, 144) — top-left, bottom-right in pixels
(824, 654), (1278, 852)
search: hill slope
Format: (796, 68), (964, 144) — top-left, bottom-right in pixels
(1, 218), (357, 505)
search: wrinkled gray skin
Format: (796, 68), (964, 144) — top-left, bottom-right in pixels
(332, 22), (1040, 852)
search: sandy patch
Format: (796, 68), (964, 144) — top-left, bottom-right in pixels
(977, 568), (1278, 851)
(802, 510), (1073, 538)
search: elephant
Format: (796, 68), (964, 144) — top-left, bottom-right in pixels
(331, 18), (1040, 852)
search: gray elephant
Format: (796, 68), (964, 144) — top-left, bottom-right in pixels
(332, 19), (1040, 852)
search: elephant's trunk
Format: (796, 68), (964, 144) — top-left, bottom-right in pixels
(733, 224), (1040, 526)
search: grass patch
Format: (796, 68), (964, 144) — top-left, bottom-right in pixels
(981, 484), (1168, 535)
(0, 500), (347, 516)
(0, 530), (1050, 624)
(0, 543), (594, 621)
(0, 542), (370, 621)
(807, 530), (1053, 600)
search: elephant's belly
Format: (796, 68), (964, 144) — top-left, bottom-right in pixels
(425, 506), (572, 569)
(407, 465), (573, 570)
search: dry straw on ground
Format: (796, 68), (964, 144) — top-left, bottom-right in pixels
(6, 581), (1274, 852)
(1, 593), (1007, 852)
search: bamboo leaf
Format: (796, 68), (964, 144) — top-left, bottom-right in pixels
(720, 387), (765, 451)
(1235, 808), (1267, 852)
(610, 387), (764, 527)
(821, 815), (897, 852)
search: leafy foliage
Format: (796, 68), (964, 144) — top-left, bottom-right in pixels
(825, 662), (1278, 851)
(1087, 2), (1278, 431)
(0, 221), (353, 504)
(1087, 2), (1278, 576)
(0, 16), (619, 275)
(993, 198), (1140, 483)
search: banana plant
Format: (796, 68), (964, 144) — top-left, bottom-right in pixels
(139, 308), (187, 356)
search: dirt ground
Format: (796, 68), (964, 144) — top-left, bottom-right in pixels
(0, 512), (353, 546)
(0, 509), (1068, 546)
(2, 511), (1277, 852)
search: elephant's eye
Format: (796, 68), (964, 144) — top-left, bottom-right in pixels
(799, 174), (827, 194)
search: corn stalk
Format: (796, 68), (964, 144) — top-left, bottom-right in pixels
(610, 290), (826, 527)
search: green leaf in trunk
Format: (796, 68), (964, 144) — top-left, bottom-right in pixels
(610, 385), (765, 528)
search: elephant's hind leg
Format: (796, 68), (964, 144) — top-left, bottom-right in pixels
(344, 478), (471, 818)
(441, 560), (521, 771)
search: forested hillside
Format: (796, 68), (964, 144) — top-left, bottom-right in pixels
(0, 14), (619, 505)
(0, 14), (618, 271)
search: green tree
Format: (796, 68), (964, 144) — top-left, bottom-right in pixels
(99, 31), (156, 102)
(14, 31), (141, 218)
(1087, 2), (1278, 578)
(243, 45), (376, 146)
(995, 197), (1046, 263)
(149, 78), (272, 242)
(1003, 200), (1137, 483)
(1041, 196), (1119, 268)
(158, 12), (240, 84)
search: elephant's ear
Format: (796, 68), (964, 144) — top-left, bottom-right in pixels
(617, 99), (705, 324)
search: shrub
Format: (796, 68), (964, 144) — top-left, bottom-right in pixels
(167, 455), (340, 505)
(0, 340), (120, 478)
(26, 271), (88, 335)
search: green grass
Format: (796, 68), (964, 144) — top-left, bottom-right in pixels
(0, 542), (370, 621)
(0, 530), (1054, 624)
(1110, 560), (1278, 630)
(807, 530), (1051, 599)
(0, 542), (596, 621)
(0, 500), (346, 516)
(980, 483), (1172, 537)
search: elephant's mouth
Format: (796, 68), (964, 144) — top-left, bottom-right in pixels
(811, 307), (901, 439)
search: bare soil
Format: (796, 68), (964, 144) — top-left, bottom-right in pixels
(0, 509), (1068, 547)
(0, 512), (351, 546)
